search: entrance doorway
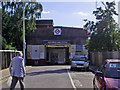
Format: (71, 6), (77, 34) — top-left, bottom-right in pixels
(46, 47), (69, 64)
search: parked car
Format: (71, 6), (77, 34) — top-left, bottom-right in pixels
(93, 59), (120, 90)
(70, 55), (89, 71)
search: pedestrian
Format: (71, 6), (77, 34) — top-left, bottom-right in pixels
(9, 52), (26, 90)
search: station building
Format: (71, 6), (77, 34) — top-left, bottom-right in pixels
(26, 19), (88, 65)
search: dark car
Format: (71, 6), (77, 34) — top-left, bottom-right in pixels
(93, 59), (120, 90)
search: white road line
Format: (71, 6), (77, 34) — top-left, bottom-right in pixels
(67, 69), (76, 90)
(74, 80), (83, 87)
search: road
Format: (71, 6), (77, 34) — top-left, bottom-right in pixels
(1, 65), (94, 89)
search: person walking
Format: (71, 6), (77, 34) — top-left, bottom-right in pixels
(9, 52), (26, 90)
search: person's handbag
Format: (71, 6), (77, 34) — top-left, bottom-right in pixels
(6, 76), (12, 88)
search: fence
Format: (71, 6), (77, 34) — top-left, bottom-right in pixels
(90, 51), (120, 66)
(0, 50), (22, 70)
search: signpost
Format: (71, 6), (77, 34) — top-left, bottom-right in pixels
(54, 28), (61, 35)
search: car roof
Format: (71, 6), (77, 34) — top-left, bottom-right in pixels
(105, 59), (120, 63)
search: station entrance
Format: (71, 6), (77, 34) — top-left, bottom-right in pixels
(46, 47), (69, 64)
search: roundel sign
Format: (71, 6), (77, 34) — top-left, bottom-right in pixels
(54, 28), (61, 35)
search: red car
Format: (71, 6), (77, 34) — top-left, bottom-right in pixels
(93, 59), (120, 90)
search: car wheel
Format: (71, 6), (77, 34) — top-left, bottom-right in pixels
(85, 67), (89, 71)
(87, 66), (89, 71)
(70, 67), (74, 71)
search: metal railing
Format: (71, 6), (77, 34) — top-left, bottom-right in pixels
(0, 50), (22, 70)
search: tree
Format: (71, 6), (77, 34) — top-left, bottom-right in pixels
(0, 9), (2, 50)
(2, 1), (43, 50)
(84, 1), (118, 52)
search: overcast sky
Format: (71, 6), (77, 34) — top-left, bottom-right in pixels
(39, 0), (119, 28)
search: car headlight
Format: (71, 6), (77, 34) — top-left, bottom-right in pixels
(84, 62), (89, 66)
(71, 63), (76, 66)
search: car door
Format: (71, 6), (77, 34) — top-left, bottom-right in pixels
(95, 61), (107, 89)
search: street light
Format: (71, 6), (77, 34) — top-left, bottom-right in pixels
(23, 2), (26, 66)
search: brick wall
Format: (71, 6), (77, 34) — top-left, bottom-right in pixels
(27, 27), (87, 45)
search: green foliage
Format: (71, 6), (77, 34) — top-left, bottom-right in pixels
(0, 34), (17, 50)
(0, 34), (6, 50)
(84, 1), (119, 52)
(5, 45), (17, 50)
(2, 37), (7, 50)
(2, 2), (43, 50)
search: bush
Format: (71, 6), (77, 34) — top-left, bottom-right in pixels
(5, 45), (17, 50)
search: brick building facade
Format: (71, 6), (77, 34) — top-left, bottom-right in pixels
(26, 20), (88, 65)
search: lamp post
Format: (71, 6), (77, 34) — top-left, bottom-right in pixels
(23, 2), (26, 65)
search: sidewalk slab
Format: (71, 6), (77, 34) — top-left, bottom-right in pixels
(0, 68), (10, 81)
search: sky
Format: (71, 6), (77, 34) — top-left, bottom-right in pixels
(40, 2), (96, 28)
(0, 0), (119, 28)
(38, 0), (119, 28)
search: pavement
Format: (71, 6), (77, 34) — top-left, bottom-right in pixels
(0, 64), (98, 82)
(0, 65), (99, 89)
(0, 66), (32, 83)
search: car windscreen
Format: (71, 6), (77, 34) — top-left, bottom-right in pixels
(72, 56), (86, 61)
(105, 62), (120, 79)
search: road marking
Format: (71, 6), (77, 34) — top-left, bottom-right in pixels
(67, 69), (76, 90)
(74, 80), (82, 87)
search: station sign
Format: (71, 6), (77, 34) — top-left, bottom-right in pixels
(43, 40), (71, 44)
(54, 28), (61, 35)
(76, 45), (83, 51)
(47, 45), (69, 47)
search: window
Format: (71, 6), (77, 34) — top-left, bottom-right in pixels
(105, 62), (120, 78)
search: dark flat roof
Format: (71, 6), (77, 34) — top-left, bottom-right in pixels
(36, 20), (53, 25)
(54, 26), (83, 30)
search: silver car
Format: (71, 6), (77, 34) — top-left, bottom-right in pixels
(70, 55), (89, 71)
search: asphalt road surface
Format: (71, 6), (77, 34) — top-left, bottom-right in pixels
(1, 65), (94, 89)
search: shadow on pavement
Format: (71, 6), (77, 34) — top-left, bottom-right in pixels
(70, 68), (92, 72)
(26, 69), (67, 76)
(69, 66), (98, 74)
